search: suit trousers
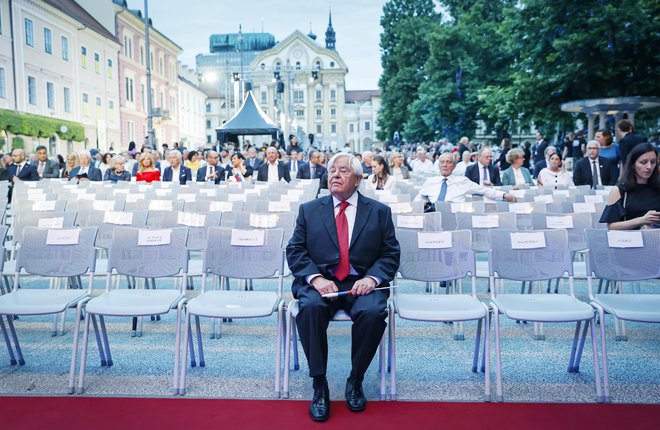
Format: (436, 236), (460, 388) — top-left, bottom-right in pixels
(295, 274), (388, 381)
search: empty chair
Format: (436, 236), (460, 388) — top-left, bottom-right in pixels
(456, 212), (517, 253)
(221, 211), (296, 247)
(390, 229), (490, 400)
(488, 229), (603, 402)
(393, 212), (443, 232)
(0, 226), (97, 393)
(586, 229), (660, 402)
(74, 227), (189, 394)
(178, 227), (285, 396)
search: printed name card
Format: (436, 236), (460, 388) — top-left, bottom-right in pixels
(33, 200), (57, 211)
(113, 189), (130, 195)
(397, 215), (424, 229)
(161, 182), (172, 188)
(138, 184), (151, 192)
(149, 200), (173, 211)
(268, 201), (290, 212)
(534, 195), (555, 204)
(27, 188), (45, 196)
(227, 193), (247, 202)
(280, 194), (299, 203)
(155, 189), (172, 197)
(472, 215), (499, 228)
(546, 215), (574, 229)
(177, 212), (206, 227)
(595, 188), (610, 196)
(125, 193), (145, 202)
(389, 202), (413, 214)
(510, 232), (546, 249)
(510, 190), (527, 198)
(374, 189), (393, 196)
(93, 200), (116, 211)
(607, 231), (643, 248)
(378, 194), (399, 203)
(287, 189), (306, 197)
(46, 229), (80, 245)
(572, 202), (596, 213)
(210, 201), (234, 212)
(25, 182), (38, 188)
(103, 211), (133, 225)
(199, 189), (217, 197)
(178, 193), (197, 203)
(137, 229), (172, 246)
(231, 229), (266, 247)
(451, 202), (474, 213)
(38, 217), (64, 229)
(417, 231), (452, 249)
(510, 202), (533, 214)
(249, 213), (278, 228)
(553, 189), (571, 197)
(77, 193), (96, 201)
(583, 195), (604, 203)
(255, 183), (271, 190)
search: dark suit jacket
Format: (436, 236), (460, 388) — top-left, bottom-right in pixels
(465, 163), (502, 186)
(31, 159), (60, 178)
(8, 163), (39, 182)
(196, 165), (224, 184)
(286, 193), (400, 298)
(245, 157), (263, 170)
(67, 165), (102, 181)
(533, 140), (549, 164)
(256, 162), (291, 182)
(296, 162), (327, 180)
(573, 157), (616, 187)
(533, 159), (547, 176)
(618, 133), (645, 164)
(162, 166), (193, 184)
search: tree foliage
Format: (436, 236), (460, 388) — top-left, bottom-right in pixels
(0, 109), (85, 141)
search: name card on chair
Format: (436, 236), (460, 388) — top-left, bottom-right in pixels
(46, 229), (80, 245)
(583, 195), (604, 203)
(509, 203), (533, 214)
(155, 189), (172, 197)
(199, 189), (217, 197)
(178, 193), (197, 203)
(161, 182), (172, 188)
(77, 193), (96, 201)
(138, 184), (151, 192)
(607, 231), (643, 248)
(418, 231), (452, 249)
(390, 202), (413, 214)
(245, 189), (261, 196)
(451, 202), (475, 213)
(125, 193), (145, 202)
(103, 211), (133, 225)
(268, 201), (290, 212)
(397, 215), (424, 229)
(287, 189), (306, 197)
(546, 215), (573, 229)
(33, 200), (57, 211)
(534, 195), (554, 204)
(93, 200), (115, 211)
(249, 213), (278, 228)
(553, 189), (571, 197)
(38, 217), (64, 228)
(280, 194), (299, 203)
(509, 190), (527, 199)
(510, 232), (546, 249)
(177, 212), (206, 227)
(595, 188), (611, 196)
(210, 201), (234, 212)
(572, 202), (596, 213)
(113, 189), (130, 195)
(227, 193), (247, 202)
(230, 229), (265, 247)
(138, 229), (172, 246)
(472, 215), (499, 228)
(149, 200), (173, 211)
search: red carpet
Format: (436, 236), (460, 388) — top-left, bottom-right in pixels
(1, 397), (658, 430)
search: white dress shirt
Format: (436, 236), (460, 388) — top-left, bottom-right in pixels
(364, 174), (397, 190)
(416, 174), (505, 203)
(267, 161), (279, 183)
(512, 167), (526, 185)
(452, 161), (473, 176)
(538, 168), (574, 188)
(410, 158), (435, 173)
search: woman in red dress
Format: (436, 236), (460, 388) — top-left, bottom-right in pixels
(136, 153), (160, 183)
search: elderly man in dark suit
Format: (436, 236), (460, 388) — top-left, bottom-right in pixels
(162, 149), (192, 184)
(573, 140), (616, 188)
(286, 153), (400, 422)
(196, 150), (224, 184)
(68, 150), (102, 182)
(256, 146), (290, 182)
(32, 145), (60, 178)
(465, 147), (502, 186)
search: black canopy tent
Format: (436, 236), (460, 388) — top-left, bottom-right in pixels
(216, 91), (282, 150)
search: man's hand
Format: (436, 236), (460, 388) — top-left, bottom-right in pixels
(311, 277), (339, 297)
(504, 193), (517, 203)
(351, 277), (377, 296)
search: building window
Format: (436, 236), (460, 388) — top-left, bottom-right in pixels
(206, 120), (212, 129)
(140, 46), (144, 65)
(25, 18), (34, 46)
(205, 103), (211, 113)
(127, 120), (135, 141)
(0, 68), (5, 99)
(44, 28), (52, 54)
(330, 89), (336, 100)
(27, 76), (36, 105)
(295, 61), (301, 70)
(207, 135), (212, 144)
(61, 36), (69, 61)
(159, 57), (163, 74)
(330, 61), (335, 68)
(349, 123), (354, 133)
(108, 100), (114, 121)
(315, 60), (321, 69)
(315, 109), (322, 118)
(275, 62), (281, 71)
(82, 93), (89, 116)
(293, 90), (304, 102)
(124, 35), (133, 59)
(81, 47), (87, 68)
(364, 121), (371, 131)
(141, 84), (146, 110)
(96, 97), (102, 117)
(330, 108), (336, 118)
(295, 109), (304, 118)
(94, 53), (100, 73)
(315, 90), (322, 101)
(63, 87), (71, 112)
(261, 91), (267, 103)
(0, 6), (3, 35)
(46, 82), (55, 109)
(316, 124), (322, 134)
(107, 59), (113, 78)
(125, 77), (134, 102)
(331, 124), (337, 134)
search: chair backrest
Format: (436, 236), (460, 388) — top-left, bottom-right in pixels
(531, 212), (592, 252)
(221, 211), (295, 246)
(176, 211), (222, 250)
(393, 212), (443, 231)
(427, 202), (458, 230)
(107, 227), (189, 278)
(585, 229), (660, 283)
(202, 227), (284, 282)
(488, 229), (573, 282)
(88, 210), (149, 249)
(12, 211), (78, 246)
(17, 226), (97, 277)
(456, 212), (517, 252)
(396, 228), (475, 284)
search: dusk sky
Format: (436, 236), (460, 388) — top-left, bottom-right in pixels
(144, 0), (388, 90)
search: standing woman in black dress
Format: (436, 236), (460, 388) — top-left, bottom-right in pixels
(600, 143), (660, 229)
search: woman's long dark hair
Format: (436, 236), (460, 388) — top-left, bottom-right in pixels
(619, 143), (659, 191)
(371, 155), (390, 183)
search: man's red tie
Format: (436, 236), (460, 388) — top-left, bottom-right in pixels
(335, 201), (350, 281)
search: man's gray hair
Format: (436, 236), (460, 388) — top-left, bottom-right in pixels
(587, 140), (601, 149)
(327, 153), (363, 177)
(78, 150), (91, 160)
(169, 149), (183, 161)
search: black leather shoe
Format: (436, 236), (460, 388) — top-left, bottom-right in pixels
(309, 381), (330, 422)
(345, 378), (367, 412)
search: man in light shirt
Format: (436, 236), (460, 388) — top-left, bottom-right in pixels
(410, 148), (435, 173)
(453, 151), (474, 176)
(256, 146), (291, 183)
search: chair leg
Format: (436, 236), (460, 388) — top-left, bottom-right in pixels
(68, 300), (86, 394)
(188, 317), (197, 367)
(472, 318), (482, 373)
(179, 312), (192, 395)
(173, 300), (184, 396)
(91, 315), (107, 367)
(592, 304), (610, 402)
(389, 305), (396, 400)
(51, 313), (59, 337)
(588, 316), (604, 403)
(274, 300), (284, 399)
(491, 303), (503, 402)
(0, 315), (17, 365)
(6, 315), (24, 365)
(567, 321), (581, 372)
(483, 306), (491, 402)
(100, 316), (112, 366)
(379, 332), (386, 401)
(572, 319), (590, 373)
(283, 305), (293, 399)
(76, 312), (92, 394)
(292, 317), (299, 371)
(194, 315), (205, 367)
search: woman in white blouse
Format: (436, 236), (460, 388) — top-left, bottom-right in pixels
(389, 152), (410, 180)
(366, 155), (397, 190)
(537, 152), (574, 188)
